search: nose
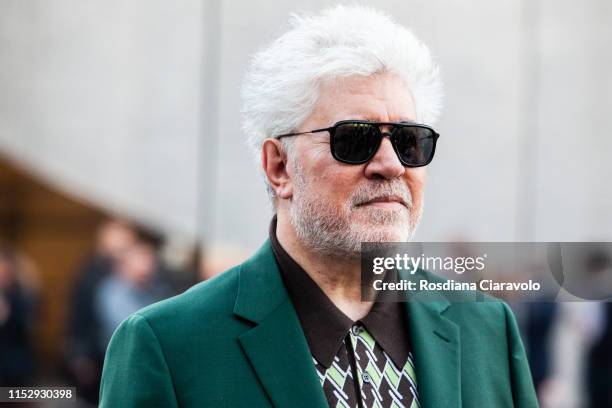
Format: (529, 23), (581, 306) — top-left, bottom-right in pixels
(363, 135), (405, 180)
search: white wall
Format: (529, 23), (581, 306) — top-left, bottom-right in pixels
(0, 0), (610, 250)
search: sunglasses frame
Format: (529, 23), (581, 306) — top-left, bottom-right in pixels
(275, 120), (440, 167)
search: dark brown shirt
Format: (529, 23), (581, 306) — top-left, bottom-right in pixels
(269, 217), (419, 408)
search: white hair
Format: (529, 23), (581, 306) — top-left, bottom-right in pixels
(241, 4), (443, 196)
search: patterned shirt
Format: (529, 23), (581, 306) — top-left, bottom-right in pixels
(314, 326), (419, 408)
(269, 217), (420, 408)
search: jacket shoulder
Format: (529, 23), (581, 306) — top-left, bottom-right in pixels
(415, 269), (512, 331)
(132, 264), (242, 333)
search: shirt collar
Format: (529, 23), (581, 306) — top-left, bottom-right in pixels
(269, 216), (411, 369)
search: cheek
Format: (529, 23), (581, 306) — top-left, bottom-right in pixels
(405, 169), (427, 203)
(307, 160), (361, 203)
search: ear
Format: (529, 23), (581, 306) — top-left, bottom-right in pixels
(262, 138), (293, 200)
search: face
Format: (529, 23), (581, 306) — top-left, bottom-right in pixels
(98, 220), (136, 260)
(117, 243), (156, 286)
(282, 73), (427, 257)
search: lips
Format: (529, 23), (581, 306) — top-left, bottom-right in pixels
(357, 195), (408, 209)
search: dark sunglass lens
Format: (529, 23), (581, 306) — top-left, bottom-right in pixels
(394, 126), (436, 166)
(333, 123), (380, 163)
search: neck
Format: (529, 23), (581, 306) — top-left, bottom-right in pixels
(276, 214), (373, 321)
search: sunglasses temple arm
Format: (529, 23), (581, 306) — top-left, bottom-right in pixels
(275, 127), (332, 139)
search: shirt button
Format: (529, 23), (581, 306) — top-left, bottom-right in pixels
(362, 372), (372, 383)
(351, 325), (363, 336)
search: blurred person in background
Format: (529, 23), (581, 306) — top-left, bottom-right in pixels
(540, 302), (603, 408)
(94, 239), (173, 349)
(63, 219), (137, 404)
(65, 218), (178, 405)
(585, 251), (612, 407)
(539, 248), (610, 408)
(525, 302), (557, 398)
(197, 243), (248, 282)
(0, 244), (38, 386)
(587, 302), (612, 407)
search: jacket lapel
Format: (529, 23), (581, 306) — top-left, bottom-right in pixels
(404, 288), (461, 408)
(233, 240), (462, 407)
(233, 240), (328, 408)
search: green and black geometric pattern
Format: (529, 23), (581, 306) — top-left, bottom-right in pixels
(314, 326), (420, 408)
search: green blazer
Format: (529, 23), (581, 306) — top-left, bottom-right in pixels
(100, 240), (538, 407)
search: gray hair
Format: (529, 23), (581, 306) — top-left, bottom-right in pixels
(241, 4), (443, 199)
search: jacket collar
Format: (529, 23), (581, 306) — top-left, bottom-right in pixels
(233, 239), (462, 408)
(233, 239), (287, 324)
(403, 270), (462, 408)
(233, 239), (329, 408)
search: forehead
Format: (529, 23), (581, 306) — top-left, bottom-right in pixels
(312, 73), (417, 125)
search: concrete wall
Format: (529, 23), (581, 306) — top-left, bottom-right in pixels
(0, 0), (610, 251)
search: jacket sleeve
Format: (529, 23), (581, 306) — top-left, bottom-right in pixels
(99, 313), (179, 408)
(502, 302), (539, 408)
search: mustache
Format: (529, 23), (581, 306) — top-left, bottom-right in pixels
(350, 180), (413, 208)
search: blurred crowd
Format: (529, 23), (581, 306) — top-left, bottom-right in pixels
(1, 219), (611, 407)
(0, 218), (246, 407)
(0, 244), (38, 387)
(61, 220), (178, 404)
(522, 301), (612, 407)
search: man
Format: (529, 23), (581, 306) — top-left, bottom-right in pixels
(100, 5), (538, 407)
(95, 240), (173, 349)
(65, 219), (137, 404)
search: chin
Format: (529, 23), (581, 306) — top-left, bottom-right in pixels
(351, 223), (410, 243)
(353, 207), (410, 226)
(379, 228), (410, 243)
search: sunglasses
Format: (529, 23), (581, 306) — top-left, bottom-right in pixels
(275, 120), (439, 167)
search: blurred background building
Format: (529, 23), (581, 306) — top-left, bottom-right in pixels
(0, 0), (611, 407)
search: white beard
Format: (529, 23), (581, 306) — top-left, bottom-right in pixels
(288, 164), (422, 259)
